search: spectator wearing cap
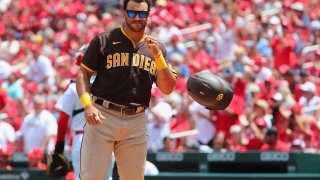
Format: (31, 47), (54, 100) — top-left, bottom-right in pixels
(290, 103), (319, 152)
(170, 53), (190, 78)
(197, 32), (215, 58)
(292, 69), (310, 101)
(260, 127), (290, 152)
(26, 148), (46, 170)
(212, 18), (236, 61)
(299, 81), (320, 118)
(259, 77), (277, 104)
(246, 116), (268, 151)
(246, 83), (261, 107)
(249, 99), (272, 127)
(309, 20), (320, 45)
(166, 34), (187, 60)
(212, 94), (245, 139)
(270, 19), (296, 69)
(26, 44), (56, 93)
(189, 98), (214, 146)
(0, 147), (12, 170)
(290, 2), (310, 54)
(185, 42), (211, 74)
(0, 32), (21, 62)
(228, 125), (247, 152)
(16, 95), (57, 153)
(168, 94), (191, 150)
(307, 49), (320, 77)
(147, 89), (173, 152)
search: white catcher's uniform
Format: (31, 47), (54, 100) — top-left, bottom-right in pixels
(55, 82), (86, 180)
(55, 82), (114, 180)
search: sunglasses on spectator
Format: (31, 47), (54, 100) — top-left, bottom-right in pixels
(126, 10), (149, 18)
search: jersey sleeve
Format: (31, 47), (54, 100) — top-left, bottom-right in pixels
(55, 84), (76, 117)
(80, 36), (104, 73)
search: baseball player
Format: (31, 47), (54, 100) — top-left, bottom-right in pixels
(54, 45), (114, 180)
(76, 0), (177, 179)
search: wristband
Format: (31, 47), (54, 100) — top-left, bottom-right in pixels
(54, 141), (65, 154)
(80, 92), (92, 108)
(154, 52), (168, 70)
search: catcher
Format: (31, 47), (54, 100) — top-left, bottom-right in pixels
(47, 45), (114, 179)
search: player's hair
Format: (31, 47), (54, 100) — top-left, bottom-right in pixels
(123, 0), (152, 12)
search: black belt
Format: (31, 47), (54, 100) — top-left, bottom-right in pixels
(94, 98), (146, 115)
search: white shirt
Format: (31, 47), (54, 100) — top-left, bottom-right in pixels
(146, 100), (173, 151)
(0, 121), (15, 148)
(55, 82), (85, 131)
(152, 101), (173, 121)
(19, 110), (57, 153)
(299, 95), (320, 116)
(0, 60), (12, 79)
(27, 55), (55, 87)
(189, 101), (215, 144)
(213, 24), (236, 60)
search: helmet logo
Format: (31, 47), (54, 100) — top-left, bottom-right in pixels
(216, 94), (224, 101)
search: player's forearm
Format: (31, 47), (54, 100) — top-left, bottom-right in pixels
(56, 111), (69, 142)
(156, 68), (176, 95)
(76, 67), (92, 97)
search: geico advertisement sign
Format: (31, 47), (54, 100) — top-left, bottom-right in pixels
(260, 152), (289, 161)
(156, 153), (184, 161)
(207, 152), (236, 161)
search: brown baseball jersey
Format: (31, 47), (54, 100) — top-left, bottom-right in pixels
(81, 27), (173, 107)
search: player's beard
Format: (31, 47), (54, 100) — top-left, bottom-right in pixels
(126, 19), (146, 32)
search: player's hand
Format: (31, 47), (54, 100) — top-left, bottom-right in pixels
(144, 36), (161, 57)
(84, 105), (106, 125)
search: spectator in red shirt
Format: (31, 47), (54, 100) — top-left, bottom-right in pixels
(259, 78), (277, 103)
(260, 127), (290, 152)
(228, 125), (247, 152)
(0, 88), (8, 113)
(270, 20), (296, 69)
(26, 148), (47, 170)
(246, 117), (268, 151)
(273, 106), (292, 143)
(212, 94), (245, 138)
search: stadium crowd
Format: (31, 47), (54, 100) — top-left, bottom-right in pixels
(0, 0), (320, 172)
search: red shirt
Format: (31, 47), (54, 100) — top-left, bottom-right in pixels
(233, 78), (246, 100)
(247, 137), (264, 150)
(212, 95), (244, 138)
(260, 140), (290, 152)
(0, 89), (8, 111)
(275, 124), (290, 143)
(170, 116), (190, 133)
(270, 34), (296, 69)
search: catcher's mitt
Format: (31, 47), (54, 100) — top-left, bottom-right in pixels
(187, 70), (234, 110)
(47, 153), (71, 178)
